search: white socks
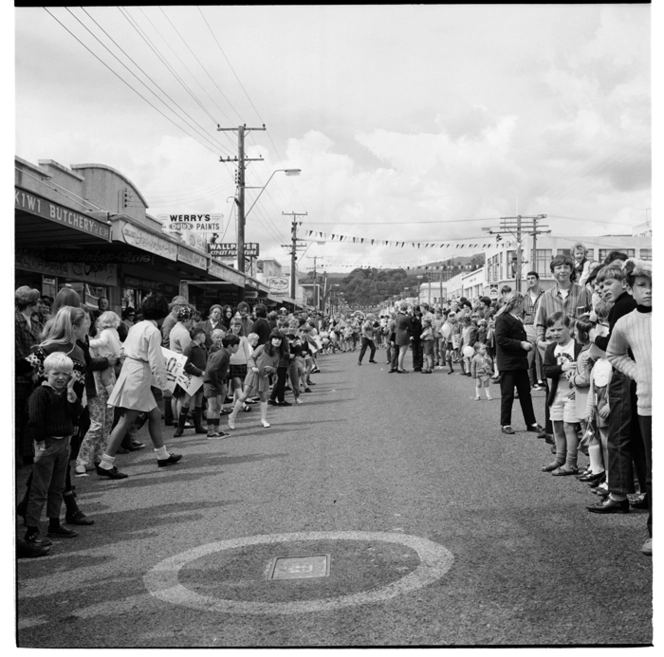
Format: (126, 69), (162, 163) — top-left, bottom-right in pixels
(99, 454), (115, 470)
(154, 446), (169, 460)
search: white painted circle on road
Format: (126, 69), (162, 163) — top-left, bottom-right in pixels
(144, 531), (454, 615)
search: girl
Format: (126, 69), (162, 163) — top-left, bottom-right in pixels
(541, 312), (585, 476)
(421, 317), (435, 373)
(471, 342), (493, 400)
(228, 330), (284, 429)
(89, 311), (123, 395)
(228, 317), (253, 412)
(570, 314), (593, 459)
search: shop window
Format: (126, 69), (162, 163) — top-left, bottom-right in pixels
(535, 249), (552, 276)
(557, 248), (572, 257)
(85, 284), (107, 309)
(640, 248), (652, 261)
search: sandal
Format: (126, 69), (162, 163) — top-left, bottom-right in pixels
(551, 466), (578, 476)
(542, 461), (564, 472)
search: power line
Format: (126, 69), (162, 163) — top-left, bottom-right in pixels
(42, 8), (224, 159)
(162, 7), (245, 124)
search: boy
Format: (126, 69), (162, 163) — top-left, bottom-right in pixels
(24, 352), (83, 548)
(204, 334), (240, 438)
(606, 259), (652, 556)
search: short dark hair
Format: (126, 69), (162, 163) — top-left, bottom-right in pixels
(222, 334), (240, 348)
(526, 271), (539, 280)
(603, 251), (628, 265)
(142, 293), (169, 320)
(122, 306), (135, 320)
(254, 303), (267, 318)
(546, 311), (572, 328)
(190, 326), (206, 340)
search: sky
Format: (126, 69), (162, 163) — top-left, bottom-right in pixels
(13, 4), (653, 274)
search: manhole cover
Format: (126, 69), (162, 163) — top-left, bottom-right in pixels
(268, 555), (330, 580)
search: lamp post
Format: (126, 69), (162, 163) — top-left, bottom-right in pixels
(239, 168), (301, 274)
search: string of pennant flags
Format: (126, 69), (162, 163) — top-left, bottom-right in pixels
(304, 229), (517, 249)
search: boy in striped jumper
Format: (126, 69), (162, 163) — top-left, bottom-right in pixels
(606, 258), (652, 557)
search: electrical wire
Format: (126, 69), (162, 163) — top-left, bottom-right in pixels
(42, 8), (224, 159)
(133, 6), (238, 153)
(162, 7), (245, 124)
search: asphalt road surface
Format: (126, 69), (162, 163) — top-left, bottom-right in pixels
(15, 348), (652, 647)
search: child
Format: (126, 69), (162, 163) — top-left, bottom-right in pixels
(203, 333), (240, 438)
(228, 330), (283, 429)
(606, 259), (652, 555)
(421, 317), (435, 373)
(442, 312), (456, 374)
(541, 312), (584, 476)
(570, 314), (593, 455)
(24, 352), (83, 547)
(471, 342), (493, 400)
(89, 310), (123, 395)
(174, 327), (207, 437)
(582, 303), (613, 488)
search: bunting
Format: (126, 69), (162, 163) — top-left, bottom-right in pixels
(303, 229), (500, 250)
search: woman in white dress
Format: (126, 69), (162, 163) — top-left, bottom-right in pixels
(96, 294), (181, 479)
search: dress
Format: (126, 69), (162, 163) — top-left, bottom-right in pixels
(394, 313), (412, 347)
(108, 320), (167, 412)
(243, 344), (280, 394)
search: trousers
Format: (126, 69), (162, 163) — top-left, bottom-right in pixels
(500, 369), (537, 428)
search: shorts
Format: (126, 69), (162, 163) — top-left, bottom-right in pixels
(203, 383), (222, 399)
(476, 374), (491, 387)
(549, 387), (579, 423)
(423, 340), (434, 356)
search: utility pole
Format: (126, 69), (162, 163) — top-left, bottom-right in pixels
(282, 211), (308, 300)
(307, 255), (324, 310)
(218, 124), (265, 279)
(482, 214), (548, 293)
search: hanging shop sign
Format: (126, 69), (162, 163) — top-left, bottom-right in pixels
(16, 248), (118, 286)
(117, 221), (178, 261)
(267, 276), (289, 297)
(159, 214), (223, 233)
(209, 242), (260, 259)
(15, 187), (111, 241)
(177, 245), (208, 270)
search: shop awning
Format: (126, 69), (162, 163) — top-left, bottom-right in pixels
(15, 186), (112, 248)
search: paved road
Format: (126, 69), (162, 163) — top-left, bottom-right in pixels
(16, 348), (652, 647)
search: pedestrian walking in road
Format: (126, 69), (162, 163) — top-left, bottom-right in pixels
(494, 292), (544, 436)
(358, 315), (377, 365)
(228, 330), (283, 429)
(174, 326), (208, 437)
(98, 293), (182, 479)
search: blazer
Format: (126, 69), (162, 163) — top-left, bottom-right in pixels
(494, 312), (529, 372)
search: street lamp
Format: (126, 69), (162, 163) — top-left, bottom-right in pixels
(233, 167), (300, 282)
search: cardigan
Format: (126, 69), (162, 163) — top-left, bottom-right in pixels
(494, 312), (529, 372)
(542, 340), (585, 407)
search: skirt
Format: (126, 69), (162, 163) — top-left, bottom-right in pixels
(107, 358), (157, 412)
(243, 370), (269, 395)
(229, 363), (247, 380)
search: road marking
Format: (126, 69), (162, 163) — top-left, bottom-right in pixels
(144, 531), (453, 615)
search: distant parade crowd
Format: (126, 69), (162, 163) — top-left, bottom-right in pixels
(15, 244), (651, 559)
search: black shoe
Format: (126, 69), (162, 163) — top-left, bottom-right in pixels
(96, 465), (129, 479)
(278, 400), (292, 406)
(357, 362), (362, 366)
(388, 369), (397, 373)
(268, 399), (278, 406)
(173, 427), (184, 438)
(304, 387), (312, 393)
(66, 510), (95, 526)
(501, 425), (516, 435)
(527, 424), (545, 434)
(587, 498), (629, 514)
(158, 453), (182, 468)
(47, 525), (79, 538)
(579, 471), (606, 485)
(116, 446), (129, 454)
(631, 495), (649, 510)
(369, 360), (377, 364)
(24, 532), (52, 548)
(17, 539), (50, 558)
